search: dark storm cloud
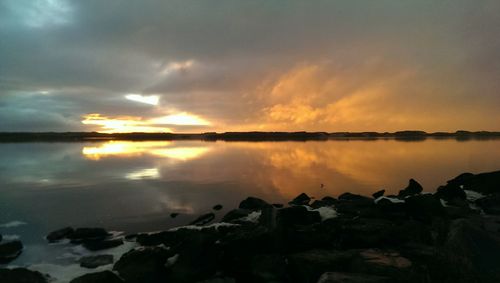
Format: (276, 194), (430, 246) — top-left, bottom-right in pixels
(0, 0), (499, 132)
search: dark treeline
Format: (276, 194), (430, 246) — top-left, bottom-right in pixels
(0, 131), (499, 142)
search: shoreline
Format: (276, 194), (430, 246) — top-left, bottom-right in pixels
(1, 170), (500, 282)
(0, 131), (500, 142)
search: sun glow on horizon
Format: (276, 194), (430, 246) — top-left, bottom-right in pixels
(81, 112), (211, 133)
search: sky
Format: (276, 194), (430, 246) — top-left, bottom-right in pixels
(1, 0), (499, 133)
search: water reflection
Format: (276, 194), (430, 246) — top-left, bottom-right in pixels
(82, 141), (211, 161)
(0, 140), (499, 236)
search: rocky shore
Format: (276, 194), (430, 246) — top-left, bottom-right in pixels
(1, 170), (500, 283)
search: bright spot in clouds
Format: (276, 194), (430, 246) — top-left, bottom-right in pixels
(81, 112), (211, 133)
(125, 94), (160, 105)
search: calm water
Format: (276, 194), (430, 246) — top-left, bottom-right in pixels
(0, 139), (499, 276)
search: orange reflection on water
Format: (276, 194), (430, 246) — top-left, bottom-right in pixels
(82, 141), (210, 161)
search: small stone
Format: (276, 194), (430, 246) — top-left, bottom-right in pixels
(68, 228), (110, 240)
(212, 204), (223, 211)
(170, 213), (179, 218)
(46, 227), (74, 242)
(372, 190), (385, 199)
(83, 238), (123, 251)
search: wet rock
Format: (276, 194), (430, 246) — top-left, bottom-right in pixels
(239, 197), (272, 210)
(124, 234), (137, 241)
(83, 238), (123, 251)
(0, 234), (2, 242)
(405, 194), (445, 222)
(272, 203), (284, 208)
(435, 184), (466, 202)
(317, 272), (390, 283)
(170, 213), (180, 218)
(222, 209), (252, 223)
(80, 254), (114, 268)
(398, 179), (423, 198)
(220, 225), (274, 256)
(334, 196), (375, 217)
(372, 190), (385, 199)
(289, 193), (311, 206)
(189, 213), (216, 226)
(476, 194), (500, 215)
(213, 204), (223, 211)
(322, 196), (338, 204)
(0, 240), (23, 264)
(0, 268), (48, 283)
(276, 206), (321, 228)
(68, 228), (110, 241)
(69, 270), (123, 283)
(46, 227), (74, 242)
(114, 247), (172, 283)
(351, 249), (412, 279)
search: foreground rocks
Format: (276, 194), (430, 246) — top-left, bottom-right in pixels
(0, 240), (23, 264)
(0, 268), (48, 283)
(23, 170), (500, 282)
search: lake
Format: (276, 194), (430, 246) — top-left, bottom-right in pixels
(0, 139), (499, 276)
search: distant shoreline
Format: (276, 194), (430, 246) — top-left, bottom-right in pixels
(0, 130), (499, 142)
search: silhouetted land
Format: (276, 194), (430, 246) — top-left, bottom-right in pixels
(0, 130), (499, 142)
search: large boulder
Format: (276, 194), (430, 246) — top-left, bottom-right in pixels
(450, 171), (500, 194)
(398, 179), (423, 198)
(476, 194), (500, 215)
(80, 254), (114, 268)
(69, 271), (123, 283)
(372, 190), (385, 199)
(239, 197), (272, 210)
(0, 268), (48, 283)
(0, 240), (23, 264)
(405, 194), (445, 222)
(338, 193), (371, 202)
(46, 227), (74, 242)
(317, 272), (390, 283)
(113, 247), (172, 283)
(442, 218), (500, 282)
(276, 206), (321, 228)
(221, 209), (252, 223)
(289, 193), (311, 206)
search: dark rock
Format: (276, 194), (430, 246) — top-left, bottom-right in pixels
(46, 227), (74, 242)
(372, 190), (385, 199)
(124, 234), (137, 241)
(68, 228), (110, 241)
(317, 272), (390, 283)
(197, 278), (236, 283)
(222, 209), (252, 223)
(239, 197), (272, 210)
(405, 194), (445, 222)
(276, 206), (321, 228)
(442, 218), (500, 281)
(272, 203), (284, 208)
(338, 192), (371, 201)
(0, 240), (23, 264)
(351, 249), (412, 278)
(83, 238), (123, 251)
(170, 213), (179, 218)
(476, 194), (500, 215)
(287, 249), (357, 282)
(189, 213), (215, 226)
(322, 196), (338, 203)
(435, 184), (466, 202)
(114, 247), (172, 283)
(0, 234), (2, 242)
(289, 193), (311, 206)
(69, 270), (123, 283)
(398, 179), (423, 198)
(213, 204), (223, 211)
(220, 225), (274, 256)
(447, 172), (474, 186)
(0, 268), (48, 283)
(80, 254), (114, 268)
(454, 171), (500, 194)
(250, 254), (288, 282)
